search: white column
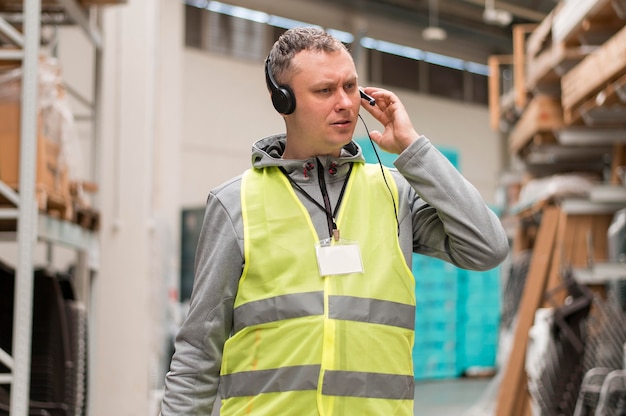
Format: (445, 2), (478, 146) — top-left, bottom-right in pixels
(92, 0), (183, 414)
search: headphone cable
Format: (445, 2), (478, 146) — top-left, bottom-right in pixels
(358, 114), (400, 235)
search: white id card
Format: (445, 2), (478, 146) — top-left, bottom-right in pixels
(316, 239), (364, 276)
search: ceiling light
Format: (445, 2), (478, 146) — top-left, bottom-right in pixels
(423, 0), (447, 41)
(422, 27), (447, 41)
(483, 0), (513, 26)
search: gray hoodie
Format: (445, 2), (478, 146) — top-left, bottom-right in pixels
(161, 134), (509, 414)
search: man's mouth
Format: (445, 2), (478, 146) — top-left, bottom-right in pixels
(332, 119), (352, 127)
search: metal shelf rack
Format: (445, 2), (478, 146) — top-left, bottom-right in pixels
(0, 0), (103, 414)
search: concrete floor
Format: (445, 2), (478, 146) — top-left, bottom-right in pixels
(414, 376), (497, 415)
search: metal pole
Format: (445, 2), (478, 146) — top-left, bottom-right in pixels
(86, 9), (104, 414)
(10, 0), (41, 414)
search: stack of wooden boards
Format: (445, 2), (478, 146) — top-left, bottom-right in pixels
(490, 0), (626, 160)
(489, 1), (626, 414)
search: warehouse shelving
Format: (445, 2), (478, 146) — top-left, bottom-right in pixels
(489, 0), (626, 414)
(0, 0), (107, 415)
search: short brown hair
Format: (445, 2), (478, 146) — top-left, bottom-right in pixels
(267, 27), (349, 85)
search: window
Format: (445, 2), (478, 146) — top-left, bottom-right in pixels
(427, 63), (464, 101)
(184, 2), (489, 106)
(185, 4), (203, 49)
(184, 4), (269, 61)
(180, 207), (205, 302)
(372, 50), (421, 92)
(469, 72), (489, 106)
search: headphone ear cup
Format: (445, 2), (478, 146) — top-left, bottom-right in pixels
(265, 57), (296, 115)
(272, 85), (296, 115)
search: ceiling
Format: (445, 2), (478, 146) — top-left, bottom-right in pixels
(314, 0), (560, 62)
(177, 0), (561, 64)
(0, 0), (562, 65)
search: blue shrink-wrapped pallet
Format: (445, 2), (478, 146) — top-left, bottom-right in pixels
(412, 254), (463, 380)
(411, 253), (503, 379)
(456, 267), (502, 372)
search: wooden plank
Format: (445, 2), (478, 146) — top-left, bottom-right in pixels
(512, 219), (537, 255)
(589, 214), (613, 263)
(522, 395), (532, 416)
(513, 24), (537, 110)
(566, 71), (626, 126)
(578, 17), (626, 46)
(509, 95), (563, 155)
(496, 206), (561, 416)
(499, 208), (612, 414)
(526, 42), (589, 94)
(525, 14), (552, 62)
(509, 383), (533, 416)
(552, 0), (616, 43)
(544, 209), (572, 307)
(521, 0), (609, 99)
(489, 55), (502, 131)
(610, 144), (626, 185)
(561, 25), (626, 111)
(519, 10), (575, 98)
(544, 212), (612, 308)
(489, 54), (514, 131)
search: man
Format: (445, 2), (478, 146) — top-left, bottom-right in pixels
(161, 26), (508, 415)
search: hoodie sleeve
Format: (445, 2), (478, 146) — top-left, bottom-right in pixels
(161, 183), (243, 415)
(393, 135), (509, 271)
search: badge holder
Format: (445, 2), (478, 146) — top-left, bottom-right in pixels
(315, 235), (364, 277)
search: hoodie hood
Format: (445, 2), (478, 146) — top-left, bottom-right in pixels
(250, 134), (366, 176)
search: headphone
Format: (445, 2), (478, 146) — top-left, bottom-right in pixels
(265, 55), (376, 114)
(265, 57), (296, 115)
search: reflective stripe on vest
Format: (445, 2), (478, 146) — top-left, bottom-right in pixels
(221, 365), (414, 400)
(233, 292), (415, 334)
(221, 365), (320, 398)
(221, 162), (416, 416)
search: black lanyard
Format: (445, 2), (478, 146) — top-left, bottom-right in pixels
(279, 159), (353, 240)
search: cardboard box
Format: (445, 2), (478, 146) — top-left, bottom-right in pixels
(0, 101), (70, 217)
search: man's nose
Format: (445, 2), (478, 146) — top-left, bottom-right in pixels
(335, 89), (353, 110)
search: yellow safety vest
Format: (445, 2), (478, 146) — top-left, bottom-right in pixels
(220, 163), (416, 416)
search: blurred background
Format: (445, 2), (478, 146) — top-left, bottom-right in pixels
(5, 0), (626, 415)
